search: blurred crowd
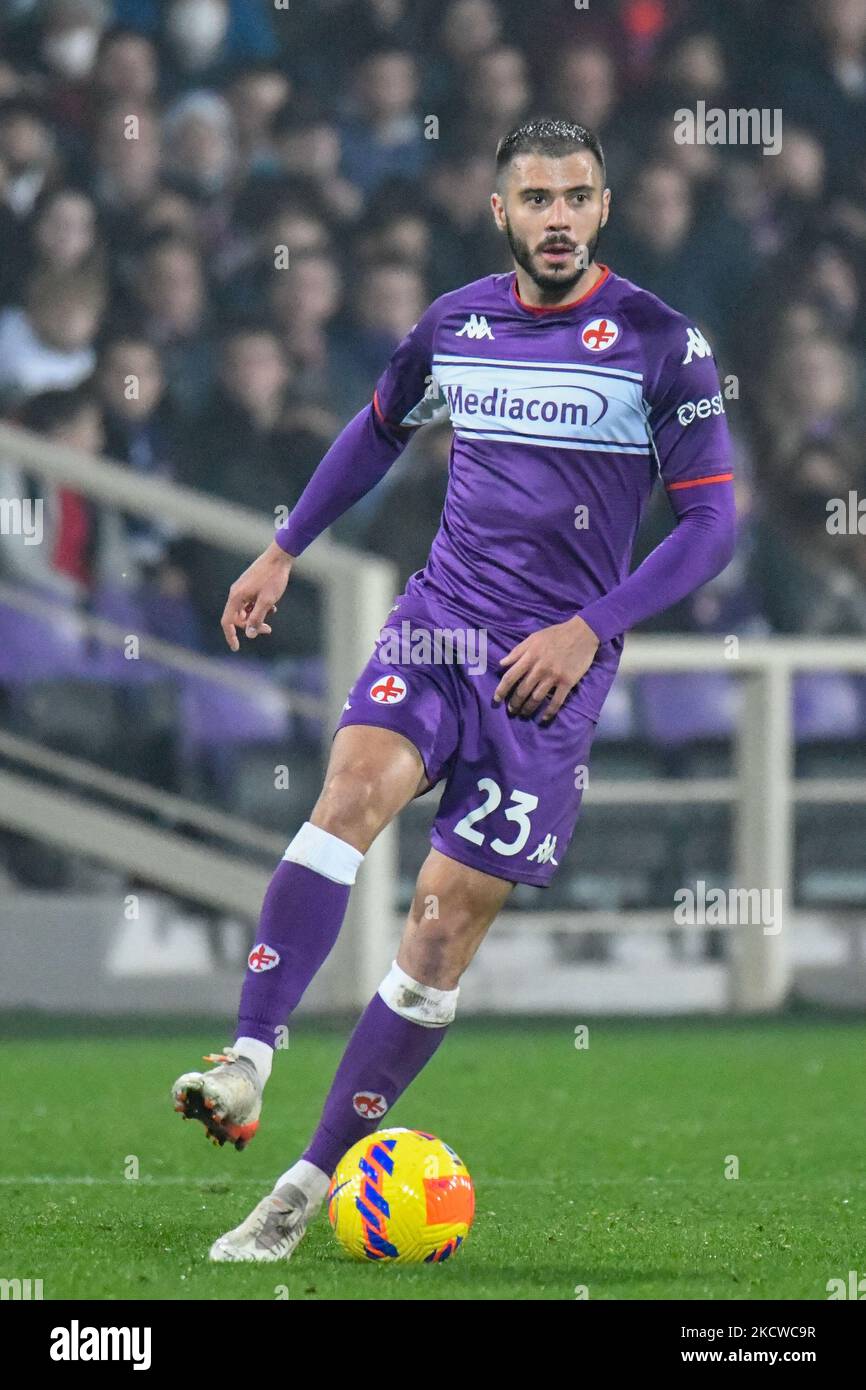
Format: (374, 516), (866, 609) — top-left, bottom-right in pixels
(1, 0), (866, 658)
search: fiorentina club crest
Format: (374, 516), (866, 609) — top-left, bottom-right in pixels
(368, 674), (407, 704)
(247, 944), (280, 972)
(352, 1091), (389, 1119)
(581, 317), (619, 352)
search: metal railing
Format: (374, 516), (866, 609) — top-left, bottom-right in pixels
(1, 424), (863, 1010)
(0, 423), (398, 1006)
(600, 638), (866, 1011)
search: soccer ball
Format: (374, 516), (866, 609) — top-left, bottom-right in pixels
(327, 1127), (475, 1263)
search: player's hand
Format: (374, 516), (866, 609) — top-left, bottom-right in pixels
(494, 615), (600, 723)
(221, 540), (295, 652)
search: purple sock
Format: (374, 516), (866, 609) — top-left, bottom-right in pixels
(236, 822), (363, 1048)
(302, 991), (452, 1177)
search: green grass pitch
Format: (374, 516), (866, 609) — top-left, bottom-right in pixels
(1, 1014), (861, 1301)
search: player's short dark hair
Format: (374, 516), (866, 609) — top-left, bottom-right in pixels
(496, 118), (606, 184)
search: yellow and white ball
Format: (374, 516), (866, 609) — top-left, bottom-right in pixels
(327, 1128), (475, 1263)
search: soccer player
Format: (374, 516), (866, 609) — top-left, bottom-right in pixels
(172, 119), (735, 1260)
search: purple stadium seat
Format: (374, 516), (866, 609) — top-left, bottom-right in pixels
(178, 665), (292, 796)
(86, 585), (159, 681)
(87, 584), (151, 679)
(0, 598), (88, 683)
(793, 673), (865, 741)
(140, 588), (202, 650)
(91, 582), (148, 631)
(275, 655), (326, 745)
(179, 665), (290, 754)
(638, 673), (742, 746)
(593, 676), (635, 740)
(88, 583), (201, 681)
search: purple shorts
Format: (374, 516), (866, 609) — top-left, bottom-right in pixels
(334, 588), (598, 887)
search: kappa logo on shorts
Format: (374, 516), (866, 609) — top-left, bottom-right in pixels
(369, 674), (407, 704)
(248, 944), (280, 972)
(526, 833), (559, 865)
(352, 1090), (389, 1119)
(581, 317), (619, 352)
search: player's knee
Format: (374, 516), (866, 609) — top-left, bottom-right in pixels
(312, 766), (390, 846)
(378, 959), (459, 1027)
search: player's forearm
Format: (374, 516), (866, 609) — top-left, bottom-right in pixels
(275, 403), (410, 557)
(576, 482), (737, 644)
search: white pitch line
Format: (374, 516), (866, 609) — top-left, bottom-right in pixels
(0, 1175), (563, 1187)
(1, 1174), (854, 1188)
(0, 1176), (264, 1186)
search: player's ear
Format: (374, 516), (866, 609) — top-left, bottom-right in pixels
(600, 187), (611, 228)
(490, 191), (506, 232)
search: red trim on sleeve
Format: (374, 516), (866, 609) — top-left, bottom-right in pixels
(372, 388), (414, 432)
(666, 471), (734, 492)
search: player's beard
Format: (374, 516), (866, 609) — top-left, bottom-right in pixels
(504, 216), (602, 299)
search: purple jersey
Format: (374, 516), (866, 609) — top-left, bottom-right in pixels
(366, 265), (733, 719)
(277, 265), (735, 723)
(274, 264), (736, 884)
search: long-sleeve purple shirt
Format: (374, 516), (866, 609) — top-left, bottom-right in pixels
(276, 266), (736, 721)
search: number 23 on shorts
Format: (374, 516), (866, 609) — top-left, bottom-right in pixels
(453, 777), (539, 857)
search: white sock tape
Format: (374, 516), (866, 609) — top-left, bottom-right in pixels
(378, 959), (459, 1027)
(284, 821), (364, 885)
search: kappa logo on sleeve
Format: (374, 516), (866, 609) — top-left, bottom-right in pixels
(682, 327), (713, 364)
(456, 313), (495, 340)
